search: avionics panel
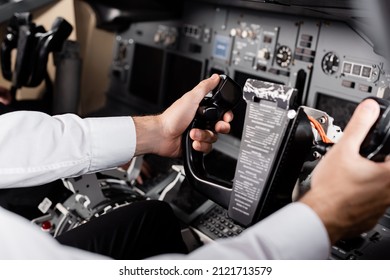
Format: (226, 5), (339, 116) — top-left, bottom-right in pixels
(107, 0), (389, 140)
(307, 21), (390, 128)
(109, 18), (205, 114)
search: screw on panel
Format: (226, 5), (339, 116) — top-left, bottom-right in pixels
(313, 151), (322, 159)
(318, 116), (327, 124)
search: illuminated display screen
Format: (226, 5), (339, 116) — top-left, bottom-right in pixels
(213, 35), (232, 60)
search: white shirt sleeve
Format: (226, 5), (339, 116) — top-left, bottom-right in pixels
(153, 202), (331, 260)
(0, 111), (136, 188)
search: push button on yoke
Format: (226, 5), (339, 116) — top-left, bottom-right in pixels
(197, 106), (220, 122)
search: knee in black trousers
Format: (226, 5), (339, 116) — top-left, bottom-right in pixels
(56, 200), (188, 259)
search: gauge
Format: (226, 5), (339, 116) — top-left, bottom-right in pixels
(322, 52), (340, 75)
(275, 45), (292, 68)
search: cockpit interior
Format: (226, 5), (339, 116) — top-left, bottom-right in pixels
(1, 0), (390, 260)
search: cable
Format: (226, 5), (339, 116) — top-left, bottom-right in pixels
(308, 115), (333, 144)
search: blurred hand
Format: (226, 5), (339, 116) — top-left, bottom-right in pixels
(300, 98), (390, 243)
(0, 86), (11, 105)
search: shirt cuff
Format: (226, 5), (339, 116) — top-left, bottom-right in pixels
(86, 116), (136, 172)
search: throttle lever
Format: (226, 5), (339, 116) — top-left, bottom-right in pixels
(1, 12), (33, 82)
(27, 17), (73, 87)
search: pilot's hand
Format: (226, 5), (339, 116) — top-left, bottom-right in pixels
(300, 98), (390, 244)
(133, 74), (233, 158)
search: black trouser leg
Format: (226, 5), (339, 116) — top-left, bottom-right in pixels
(56, 200), (188, 259)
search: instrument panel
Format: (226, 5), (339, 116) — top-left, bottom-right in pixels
(107, 0), (389, 135)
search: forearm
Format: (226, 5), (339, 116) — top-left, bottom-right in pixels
(300, 192), (342, 244)
(133, 115), (162, 156)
